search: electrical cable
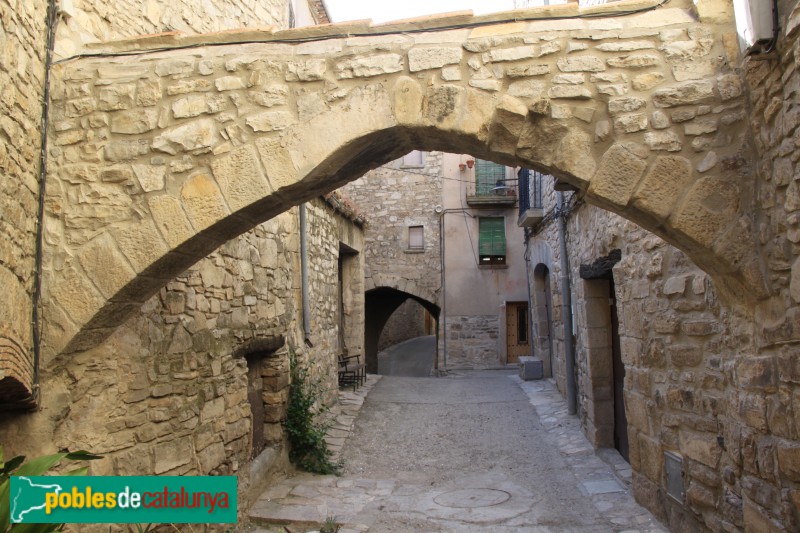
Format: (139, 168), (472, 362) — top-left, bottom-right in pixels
(30, 0), (60, 408)
(53, 0), (671, 64)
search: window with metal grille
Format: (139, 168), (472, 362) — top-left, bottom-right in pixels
(408, 226), (424, 250)
(475, 159), (507, 196)
(478, 217), (506, 265)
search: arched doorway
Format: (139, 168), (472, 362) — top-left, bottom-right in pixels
(532, 264), (555, 379)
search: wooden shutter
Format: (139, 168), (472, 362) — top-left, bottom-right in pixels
(475, 159), (506, 195)
(479, 218), (506, 256)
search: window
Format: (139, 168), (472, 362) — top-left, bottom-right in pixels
(408, 226), (424, 251)
(479, 217), (506, 265)
(475, 159), (507, 196)
(401, 151), (425, 168)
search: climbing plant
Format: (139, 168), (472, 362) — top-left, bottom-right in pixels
(284, 351), (341, 475)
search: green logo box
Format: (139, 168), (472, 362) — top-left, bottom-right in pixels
(10, 476), (237, 524)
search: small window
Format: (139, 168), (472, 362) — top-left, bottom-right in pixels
(475, 159), (507, 196)
(478, 217), (505, 265)
(401, 151), (425, 168)
(408, 226), (424, 251)
(517, 306), (528, 344)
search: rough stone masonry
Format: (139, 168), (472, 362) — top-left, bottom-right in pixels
(42, 0), (760, 366)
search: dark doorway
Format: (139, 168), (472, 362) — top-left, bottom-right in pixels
(609, 278), (628, 461)
(533, 264), (554, 378)
(246, 353), (266, 459)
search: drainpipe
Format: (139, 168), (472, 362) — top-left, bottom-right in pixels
(557, 192), (577, 415)
(30, 0), (60, 406)
(439, 210), (447, 371)
(524, 228), (535, 359)
(299, 204), (312, 346)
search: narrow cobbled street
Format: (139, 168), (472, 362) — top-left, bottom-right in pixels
(250, 370), (666, 532)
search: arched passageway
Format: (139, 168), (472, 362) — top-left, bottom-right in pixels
(43, 0), (763, 362)
(365, 287), (440, 374)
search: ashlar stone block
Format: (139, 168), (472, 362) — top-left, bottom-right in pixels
(589, 142), (648, 209)
(180, 171), (230, 232)
(631, 155), (693, 222)
(335, 54), (403, 79)
(669, 176), (740, 248)
(607, 54), (660, 69)
(77, 233), (136, 299)
(110, 109), (159, 134)
(211, 145), (272, 212)
(653, 80), (716, 108)
(113, 218), (169, 273)
(557, 56), (605, 72)
(614, 113), (648, 133)
(246, 110), (296, 132)
(408, 46), (462, 72)
(152, 119), (216, 155)
(148, 195), (194, 248)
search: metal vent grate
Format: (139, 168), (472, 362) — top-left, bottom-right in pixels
(664, 451), (685, 503)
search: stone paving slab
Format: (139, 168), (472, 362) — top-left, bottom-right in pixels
(249, 373), (668, 533)
(511, 376), (667, 533)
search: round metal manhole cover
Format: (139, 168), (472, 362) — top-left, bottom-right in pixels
(433, 488), (511, 508)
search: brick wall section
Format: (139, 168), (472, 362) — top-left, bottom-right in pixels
(0, 0), (49, 404)
(0, 199), (363, 481)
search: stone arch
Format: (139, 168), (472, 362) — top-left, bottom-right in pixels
(44, 0), (763, 360)
(365, 276), (441, 374)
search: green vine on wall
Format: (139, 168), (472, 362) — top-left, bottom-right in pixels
(284, 351), (341, 475)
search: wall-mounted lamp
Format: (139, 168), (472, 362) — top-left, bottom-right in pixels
(459, 163), (467, 172)
(466, 159), (474, 169)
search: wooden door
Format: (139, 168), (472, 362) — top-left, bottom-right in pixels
(506, 302), (530, 364)
(609, 280), (629, 461)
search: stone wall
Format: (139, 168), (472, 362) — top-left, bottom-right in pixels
(0, 198), (363, 500)
(342, 151), (443, 306)
(444, 315), (501, 369)
(54, 0), (289, 58)
(0, 0), (49, 407)
(528, 162), (800, 531)
(378, 299), (428, 351)
(522, 2), (800, 530)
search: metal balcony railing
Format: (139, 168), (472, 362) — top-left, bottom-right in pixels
(517, 169), (545, 227)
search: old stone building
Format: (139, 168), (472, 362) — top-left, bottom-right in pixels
(1, 0), (800, 530)
(0, 0), (368, 507)
(344, 150), (530, 371)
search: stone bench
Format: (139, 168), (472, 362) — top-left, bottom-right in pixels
(519, 356), (543, 381)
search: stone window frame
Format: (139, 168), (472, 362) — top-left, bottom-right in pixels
(399, 150), (425, 168)
(407, 225), (424, 252)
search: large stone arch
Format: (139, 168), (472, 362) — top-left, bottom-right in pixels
(44, 0), (763, 360)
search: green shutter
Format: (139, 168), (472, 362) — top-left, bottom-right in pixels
(479, 217), (506, 256)
(475, 159), (506, 195)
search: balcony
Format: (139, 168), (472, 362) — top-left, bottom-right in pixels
(466, 187), (517, 207)
(517, 169), (544, 227)
(465, 159), (517, 207)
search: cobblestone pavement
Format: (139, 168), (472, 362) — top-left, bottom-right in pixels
(249, 370), (667, 532)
